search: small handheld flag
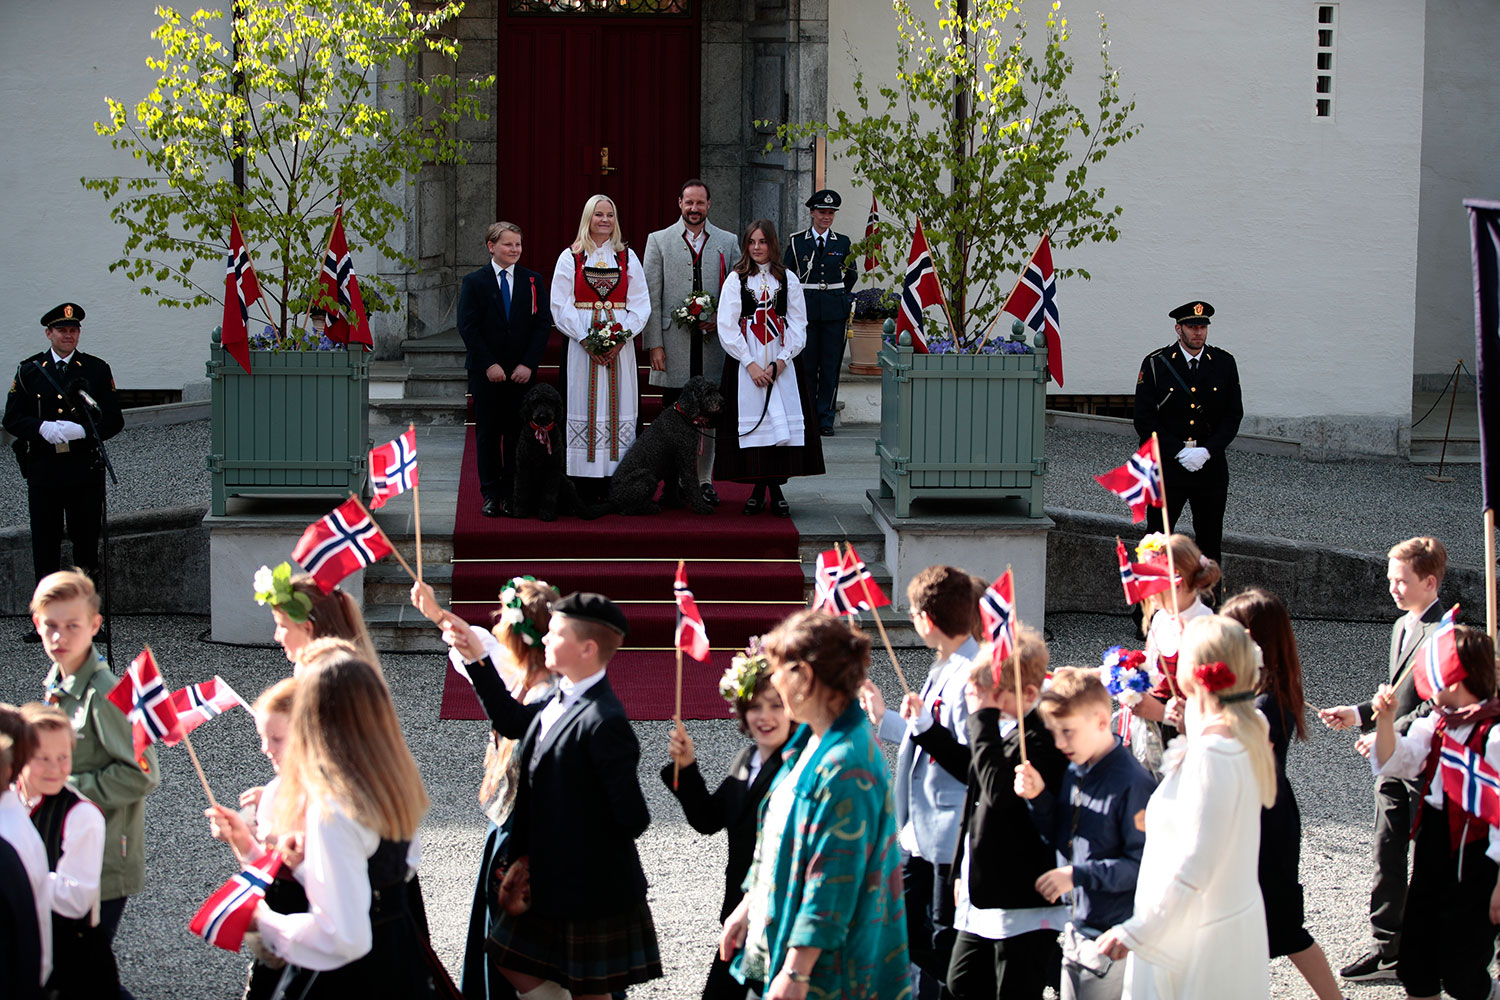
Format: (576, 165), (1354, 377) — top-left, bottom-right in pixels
(105, 648), (184, 759)
(317, 206), (372, 349)
(999, 233), (1062, 384)
(1413, 605), (1465, 701)
(189, 852), (283, 952)
(222, 214), (262, 376)
(1116, 538), (1173, 605)
(1439, 733), (1500, 829)
(674, 563), (711, 662)
(1095, 442), (1165, 523)
(292, 497), (395, 594)
(170, 677), (248, 737)
(979, 571), (1017, 678)
(896, 218), (945, 354)
(369, 427), (419, 510)
(813, 546), (890, 615)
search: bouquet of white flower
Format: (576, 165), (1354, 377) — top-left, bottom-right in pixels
(670, 290), (716, 333)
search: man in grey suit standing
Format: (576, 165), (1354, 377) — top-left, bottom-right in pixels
(642, 179), (739, 506)
(1319, 535), (1447, 983)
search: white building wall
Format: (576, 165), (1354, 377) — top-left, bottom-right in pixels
(827, 0), (1428, 456)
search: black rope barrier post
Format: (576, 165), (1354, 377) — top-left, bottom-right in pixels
(1424, 357), (1465, 484)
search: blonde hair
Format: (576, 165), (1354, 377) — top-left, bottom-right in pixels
(19, 702), (72, 735)
(274, 650), (428, 840)
(283, 575), (382, 674)
(1141, 533), (1220, 620)
(30, 569), (100, 615)
(1038, 666), (1112, 720)
(1178, 615), (1277, 809)
(570, 194), (625, 255)
(252, 677), (298, 717)
(486, 221), (522, 244)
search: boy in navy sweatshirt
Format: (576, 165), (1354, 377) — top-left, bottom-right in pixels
(1015, 667), (1156, 1000)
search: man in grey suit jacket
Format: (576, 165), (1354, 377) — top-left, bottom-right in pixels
(1319, 535), (1447, 982)
(641, 179), (739, 506)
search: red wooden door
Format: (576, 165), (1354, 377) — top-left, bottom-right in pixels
(497, 6), (701, 264)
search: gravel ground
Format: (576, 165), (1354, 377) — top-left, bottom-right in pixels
(0, 609), (1424, 999)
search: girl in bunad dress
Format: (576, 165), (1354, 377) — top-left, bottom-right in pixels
(409, 576), (559, 1000)
(238, 649), (441, 998)
(549, 195), (652, 499)
(714, 219), (825, 518)
(253, 561), (382, 675)
(1095, 614), (1278, 1000)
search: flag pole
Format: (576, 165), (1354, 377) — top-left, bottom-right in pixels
(975, 231), (1047, 353)
(347, 491), (418, 583)
(147, 645), (219, 808)
(1007, 565), (1029, 768)
(673, 560), (686, 790)
(409, 423), (423, 584)
(1487, 509), (1496, 642)
(1151, 433), (1183, 628)
(845, 542), (910, 695)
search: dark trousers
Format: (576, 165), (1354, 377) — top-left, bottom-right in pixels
(1367, 776), (1414, 958)
(1396, 804), (1500, 1000)
(28, 465), (104, 583)
(904, 856), (956, 999)
(947, 928), (1058, 1000)
(470, 373), (526, 504)
(805, 317), (846, 430)
(98, 896), (134, 1000)
(1144, 476), (1227, 566)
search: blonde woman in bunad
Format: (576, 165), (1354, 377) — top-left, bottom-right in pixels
(1095, 614), (1278, 1000)
(549, 194), (652, 501)
(713, 219), (825, 518)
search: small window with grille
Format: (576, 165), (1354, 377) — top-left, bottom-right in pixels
(1314, 5), (1336, 119)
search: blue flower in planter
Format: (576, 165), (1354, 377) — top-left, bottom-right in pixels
(248, 323), (338, 352)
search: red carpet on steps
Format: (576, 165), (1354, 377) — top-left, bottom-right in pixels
(440, 425), (805, 721)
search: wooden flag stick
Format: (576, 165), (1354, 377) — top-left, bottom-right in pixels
(347, 492), (418, 583)
(1007, 565), (1029, 767)
(1386, 604), (1461, 699)
(1487, 508), (1497, 643)
(409, 423), (424, 584)
(673, 560), (686, 790)
(1151, 433), (1183, 629)
(845, 542), (910, 695)
(146, 645), (219, 809)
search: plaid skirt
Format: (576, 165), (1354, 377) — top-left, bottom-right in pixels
(486, 899), (663, 994)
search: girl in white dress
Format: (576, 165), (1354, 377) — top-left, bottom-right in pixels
(549, 195), (651, 490)
(1096, 614), (1277, 1000)
(714, 219), (824, 517)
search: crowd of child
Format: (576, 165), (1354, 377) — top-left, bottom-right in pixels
(3, 530), (1498, 1000)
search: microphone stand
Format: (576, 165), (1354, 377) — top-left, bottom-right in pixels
(69, 387), (118, 668)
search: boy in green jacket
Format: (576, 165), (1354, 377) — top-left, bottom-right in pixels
(32, 569), (159, 992)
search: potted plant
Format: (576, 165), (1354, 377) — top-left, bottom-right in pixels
(848, 288), (899, 375)
(81, 0), (493, 514)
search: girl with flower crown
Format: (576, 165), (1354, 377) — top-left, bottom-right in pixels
(252, 562), (380, 674)
(662, 638), (792, 1000)
(1095, 615), (1277, 1000)
(409, 575), (557, 1000)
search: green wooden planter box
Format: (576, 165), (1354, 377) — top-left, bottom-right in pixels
(877, 339), (1048, 517)
(206, 342), (370, 515)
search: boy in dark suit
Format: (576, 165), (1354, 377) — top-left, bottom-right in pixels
(487, 593), (662, 1000)
(457, 222), (553, 518)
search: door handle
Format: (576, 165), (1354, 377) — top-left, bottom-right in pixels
(600, 146), (617, 175)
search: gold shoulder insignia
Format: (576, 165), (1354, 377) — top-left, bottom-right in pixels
(1137, 370), (1145, 385)
(8, 379), (14, 393)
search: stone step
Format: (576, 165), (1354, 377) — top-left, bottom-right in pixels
(401, 331), (467, 368)
(366, 562), (452, 606)
(404, 368), (469, 399)
(370, 398), (468, 426)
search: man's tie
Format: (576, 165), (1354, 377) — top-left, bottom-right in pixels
(499, 269), (511, 315)
(1188, 357), (1198, 372)
(56, 359), (67, 376)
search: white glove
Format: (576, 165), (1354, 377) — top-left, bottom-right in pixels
(1175, 446), (1210, 472)
(56, 420), (86, 442)
(38, 421), (66, 445)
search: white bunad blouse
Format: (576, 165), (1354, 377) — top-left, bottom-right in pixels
(255, 799), (422, 971)
(716, 267), (808, 449)
(549, 245), (651, 478)
(2, 789), (54, 984)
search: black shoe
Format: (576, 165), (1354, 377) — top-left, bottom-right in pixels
(743, 487), (767, 515)
(1339, 951), (1398, 981)
(820, 426), (835, 437)
(22, 626), (41, 644)
(769, 486), (790, 518)
(481, 498), (501, 518)
(700, 483), (720, 506)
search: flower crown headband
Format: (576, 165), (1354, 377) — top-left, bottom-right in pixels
(253, 562), (314, 623)
(719, 636), (770, 709)
(497, 576), (558, 647)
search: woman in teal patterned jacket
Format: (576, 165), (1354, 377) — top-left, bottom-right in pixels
(719, 610), (910, 1000)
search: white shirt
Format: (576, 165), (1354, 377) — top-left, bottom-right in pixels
(745, 747), (765, 787)
(529, 669), (608, 773)
(1, 790), (52, 984)
(1180, 347), (1203, 364)
(256, 801), (422, 971)
(50, 349), (76, 365)
(954, 838), (1069, 940)
(490, 260), (515, 291)
(683, 227), (707, 253)
(1374, 710), (1500, 863)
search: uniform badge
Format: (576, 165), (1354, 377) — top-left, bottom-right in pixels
(1192, 302), (1204, 317)
(63, 304), (75, 319)
(1136, 370), (1145, 384)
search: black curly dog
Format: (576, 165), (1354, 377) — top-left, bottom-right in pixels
(511, 382), (585, 521)
(582, 375), (723, 518)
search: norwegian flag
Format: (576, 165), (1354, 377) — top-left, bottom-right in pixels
(317, 206), (372, 349)
(169, 677), (247, 738)
(1116, 538), (1173, 605)
(1414, 605), (1465, 701)
(749, 284), (785, 345)
(221, 213), (262, 376)
(895, 218), (944, 354)
(813, 546), (890, 615)
(369, 427), (419, 510)
(1000, 233), (1062, 384)
(863, 195), (880, 274)
(674, 563), (711, 662)
(1094, 441), (1166, 523)
(979, 571), (1017, 670)
(1440, 733), (1500, 829)
(189, 852), (283, 952)
(105, 648), (185, 759)
(291, 497), (393, 594)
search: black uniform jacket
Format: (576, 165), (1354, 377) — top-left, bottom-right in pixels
(456, 263), (552, 374)
(3, 351), (124, 478)
(784, 229), (856, 322)
(1132, 342), (1243, 488)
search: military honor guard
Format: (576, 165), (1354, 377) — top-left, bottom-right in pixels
(4, 304), (124, 641)
(783, 189), (856, 437)
(641, 179), (740, 505)
(1132, 301), (1242, 572)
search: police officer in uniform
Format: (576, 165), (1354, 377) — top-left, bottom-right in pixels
(784, 189), (856, 437)
(4, 303), (124, 639)
(1133, 301), (1242, 570)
